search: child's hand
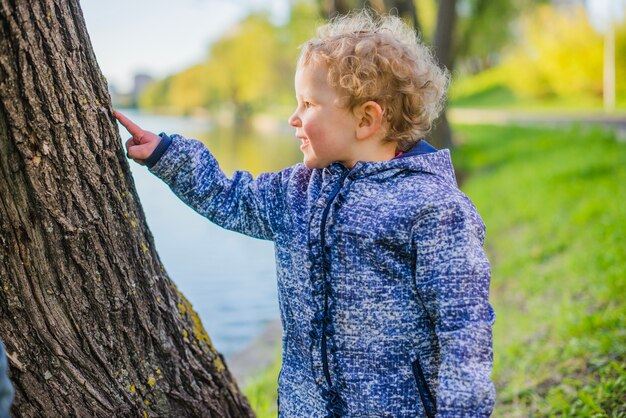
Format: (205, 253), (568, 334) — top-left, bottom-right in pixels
(114, 110), (161, 165)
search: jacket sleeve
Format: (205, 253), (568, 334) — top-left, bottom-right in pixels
(413, 199), (496, 417)
(0, 340), (14, 418)
(149, 134), (292, 241)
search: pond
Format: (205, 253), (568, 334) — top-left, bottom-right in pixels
(118, 109), (301, 358)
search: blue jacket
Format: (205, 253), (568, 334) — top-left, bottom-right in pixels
(149, 135), (495, 417)
(0, 340), (13, 418)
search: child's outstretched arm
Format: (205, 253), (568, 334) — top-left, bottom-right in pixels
(115, 111), (292, 241)
(413, 199), (496, 416)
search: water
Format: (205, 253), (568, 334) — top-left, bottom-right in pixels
(118, 109), (301, 357)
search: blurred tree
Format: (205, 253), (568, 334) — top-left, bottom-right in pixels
(455, 0), (518, 73)
(0, 1), (253, 416)
(320, 0), (352, 16)
(430, 0), (457, 148)
(276, 1), (322, 108)
(169, 64), (214, 114)
(502, 4), (604, 100)
(209, 13), (281, 127)
(138, 75), (174, 110)
(139, 2), (319, 126)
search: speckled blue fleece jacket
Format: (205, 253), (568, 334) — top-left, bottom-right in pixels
(0, 340), (13, 418)
(148, 135), (496, 417)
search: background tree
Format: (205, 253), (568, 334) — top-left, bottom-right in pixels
(449, 2), (625, 109)
(430, 0), (456, 149)
(502, 5), (604, 99)
(139, 4), (320, 125)
(208, 14), (281, 128)
(0, 1), (253, 416)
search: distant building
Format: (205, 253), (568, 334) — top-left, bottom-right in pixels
(108, 82), (118, 98)
(553, 0), (585, 9)
(131, 73), (154, 107)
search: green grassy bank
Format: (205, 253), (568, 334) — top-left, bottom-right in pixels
(244, 124), (626, 417)
(455, 124), (626, 416)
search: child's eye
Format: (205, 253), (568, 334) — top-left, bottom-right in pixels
(303, 101), (312, 109)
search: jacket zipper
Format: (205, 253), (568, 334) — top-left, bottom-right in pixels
(411, 358), (437, 418)
(320, 169), (350, 389)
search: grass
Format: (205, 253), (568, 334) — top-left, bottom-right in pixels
(243, 346), (281, 417)
(454, 124), (626, 417)
(243, 123), (626, 417)
(449, 67), (519, 109)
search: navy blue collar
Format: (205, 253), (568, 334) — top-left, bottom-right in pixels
(395, 139), (437, 159)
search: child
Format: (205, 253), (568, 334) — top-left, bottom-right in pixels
(116, 10), (495, 418)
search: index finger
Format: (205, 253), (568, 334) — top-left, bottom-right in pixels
(114, 110), (143, 136)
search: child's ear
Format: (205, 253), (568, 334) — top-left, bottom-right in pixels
(354, 101), (384, 141)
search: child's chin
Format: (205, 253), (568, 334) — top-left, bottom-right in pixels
(302, 157), (323, 170)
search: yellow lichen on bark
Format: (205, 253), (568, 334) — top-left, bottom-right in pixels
(172, 287), (214, 349)
(213, 357), (225, 373)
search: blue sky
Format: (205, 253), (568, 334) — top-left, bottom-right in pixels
(587, 0), (626, 31)
(81, 0), (289, 91)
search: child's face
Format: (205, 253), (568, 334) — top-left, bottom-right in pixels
(289, 63), (359, 169)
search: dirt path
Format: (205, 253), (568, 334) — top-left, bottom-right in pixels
(449, 108), (626, 140)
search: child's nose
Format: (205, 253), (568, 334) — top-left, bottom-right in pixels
(288, 112), (301, 128)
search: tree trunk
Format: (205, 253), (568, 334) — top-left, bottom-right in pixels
(383, 0), (420, 34)
(0, 1), (254, 417)
(429, 0), (457, 150)
(320, 0), (353, 18)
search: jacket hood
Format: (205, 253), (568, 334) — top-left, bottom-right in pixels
(323, 140), (458, 187)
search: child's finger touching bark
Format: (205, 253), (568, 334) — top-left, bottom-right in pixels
(114, 109), (161, 164)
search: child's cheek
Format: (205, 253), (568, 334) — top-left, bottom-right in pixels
(303, 118), (323, 143)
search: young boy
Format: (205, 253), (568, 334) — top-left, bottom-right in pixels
(116, 11), (495, 418)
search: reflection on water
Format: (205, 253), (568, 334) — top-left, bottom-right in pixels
(119, 109), (301, 357)
(198, 126), (303, 176)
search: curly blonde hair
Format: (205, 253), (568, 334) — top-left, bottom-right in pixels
(299, 10), (449, 151)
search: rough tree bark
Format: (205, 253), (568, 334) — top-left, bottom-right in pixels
(0, 1), (254, 417)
